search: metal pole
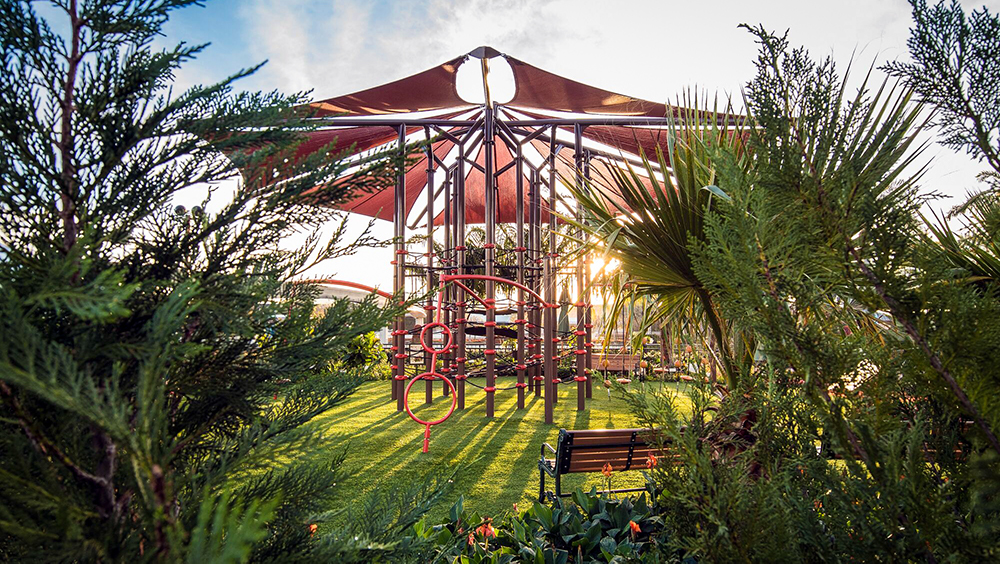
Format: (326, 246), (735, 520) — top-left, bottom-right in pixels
(529, 169), (542, 397)
(515, 139), (526, 409)
(424, 127), (435, 404)
(393, 125), (407, 412)
(574, 124), (586, 411)
(484, 106), (497, 418)
(544, 126), (558, 424)
(583, 152), (594, 399)
(442, 172), (453, 393)
(455, 151), (467, 410)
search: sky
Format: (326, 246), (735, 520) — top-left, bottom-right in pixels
(155, 0), (1000, 289)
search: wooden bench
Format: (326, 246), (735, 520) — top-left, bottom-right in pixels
(538, 428), (671, 501)
(593, 353), (640, 373)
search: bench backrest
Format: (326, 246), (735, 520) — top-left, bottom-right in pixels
(555, 428), (670, 474)
(593, 353), (640, 371)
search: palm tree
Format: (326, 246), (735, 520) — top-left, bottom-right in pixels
(567, 94), (749, 388)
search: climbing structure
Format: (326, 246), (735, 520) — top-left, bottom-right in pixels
(270, 46), (705, 424)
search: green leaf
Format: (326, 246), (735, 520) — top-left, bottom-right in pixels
(185, 490), (278, 564)
(703, 184), (731, 201)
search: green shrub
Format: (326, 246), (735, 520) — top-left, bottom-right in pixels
(413, 490), (668, 563)
(335, 331), (391, 380)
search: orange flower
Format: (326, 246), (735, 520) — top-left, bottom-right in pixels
(476, 519), (495, 538)
(684, 344), (693, 353)
(512, 503), (518, 513)
(467, 532), (475, 546)
(308, 523), (318, 537)
(603, 379), (612, 389)
(646, 453), (658, 469)
(602, 462), (613, 478)
(673, 359), (682, 368)
(629, 520), (641, 538)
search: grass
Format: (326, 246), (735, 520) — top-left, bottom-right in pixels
(316, 376), (691, 521)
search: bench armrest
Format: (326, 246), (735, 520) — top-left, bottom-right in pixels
(539, 442), (558, 476)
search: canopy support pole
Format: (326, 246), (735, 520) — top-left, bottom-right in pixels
(574, 124), (586, 411)
(455, 153), (467, 410)
(544, 126), (558, 424)
(484, 106), (496, 418)
(583, 151), (594, 398)
(442, 170), (453, 395)
(424, 127), (436, 404)
(515, 140), (526, 410)
(529, 168), (542, 398)
(394, 125), (407, 412)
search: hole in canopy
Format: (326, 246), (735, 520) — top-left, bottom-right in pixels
(455, 56), (515, 105)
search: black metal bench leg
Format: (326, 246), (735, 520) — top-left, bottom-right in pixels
(555, 474), (561, 499)
(538, 466), (545, 502)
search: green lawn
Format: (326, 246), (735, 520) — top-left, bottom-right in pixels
(316, 377), (691, 521)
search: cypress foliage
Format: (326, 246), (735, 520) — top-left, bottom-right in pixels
(0, 1), (439, 561)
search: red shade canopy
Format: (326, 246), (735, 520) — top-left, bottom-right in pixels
(238, 47), (719, 225)
(307, 56), (471, 116)
(504, 55), (671, 117)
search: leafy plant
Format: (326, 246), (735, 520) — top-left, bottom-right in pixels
(413, 490), (666, 563)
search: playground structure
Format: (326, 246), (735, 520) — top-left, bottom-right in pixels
(271, 46), (705, 426)
(404, 274), (552, 452)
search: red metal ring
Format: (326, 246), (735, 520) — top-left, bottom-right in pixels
(420, 322), (453, 354)
(404, 372), (456, 427)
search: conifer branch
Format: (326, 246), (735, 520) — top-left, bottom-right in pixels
(0, 381), (108, 495)
(58, 0), (82, 254)
(846, 244), (1000, 456)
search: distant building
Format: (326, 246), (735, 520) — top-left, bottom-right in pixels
(307, 279), (425, 344)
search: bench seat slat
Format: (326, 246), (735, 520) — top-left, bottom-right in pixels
(568, 457), (681, 472)
(567, 448), (665, 463)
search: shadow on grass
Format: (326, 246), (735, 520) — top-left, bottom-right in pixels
(317, 377), (653, 520)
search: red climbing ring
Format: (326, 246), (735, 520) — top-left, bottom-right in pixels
(403, 372), (456, 453)
(419, 322), (453, 355)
